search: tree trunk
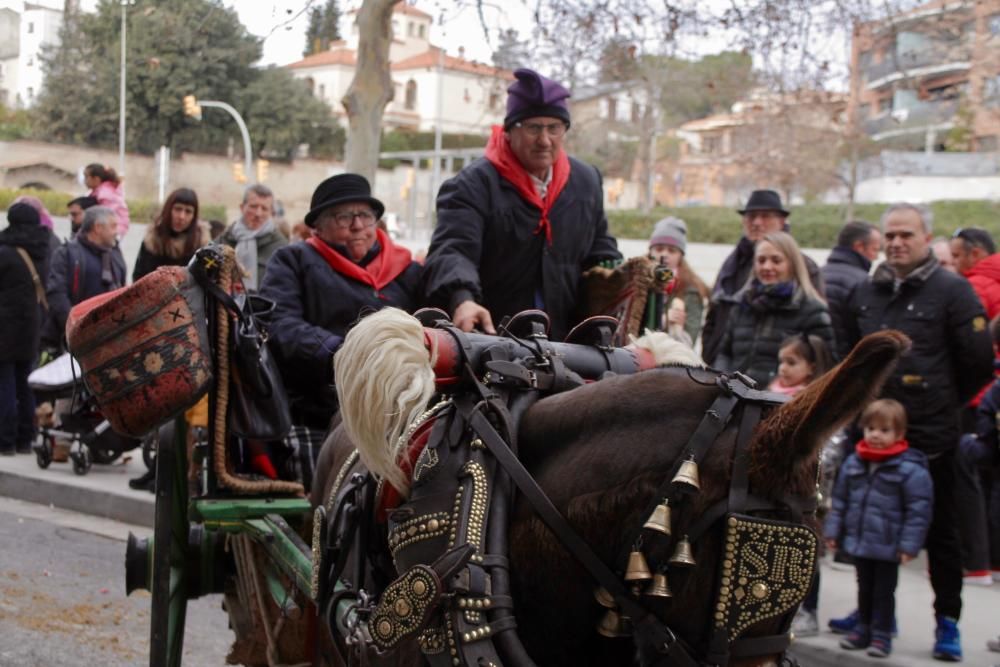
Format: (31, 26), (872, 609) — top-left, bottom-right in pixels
(341, 0), (395, 184)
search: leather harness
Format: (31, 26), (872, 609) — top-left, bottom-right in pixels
(316, 317), (816, 666)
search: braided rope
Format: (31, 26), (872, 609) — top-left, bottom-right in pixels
(212, 246), (304, 495)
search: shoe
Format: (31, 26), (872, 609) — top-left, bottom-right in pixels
(963, 569), (993, 586)
(933, 615), (962, 662)
(128, 469), (156, 492)
(868, 636), (892, 658)
(791, 608), (818, 637)
(829, 609), (859, 634)
(840, 626), (870, 650)
(987, 635), (1000, 652)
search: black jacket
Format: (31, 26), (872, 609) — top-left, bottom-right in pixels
(702, 237), (825, 365)
(423, 156), (621, 340)
(0, 223), (52, 363)
(841, 254), (994, 456)
(43, 238), (127, 349)
(715, 284), (835, 387)
(260, 240), (423, 428)
(822, 246), (871, 356)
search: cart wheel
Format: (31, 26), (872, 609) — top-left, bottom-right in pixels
(149, 418), (190, 667)
(71, 448), (91, 475)
(142, 429), (158, 471)
(35, 436), (52, 469)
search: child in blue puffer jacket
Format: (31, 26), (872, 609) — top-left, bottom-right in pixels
(824, 399), (933, 659)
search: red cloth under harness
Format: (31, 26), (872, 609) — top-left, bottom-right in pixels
(483, 124), (570, 245)
(306, 227), (412, 293)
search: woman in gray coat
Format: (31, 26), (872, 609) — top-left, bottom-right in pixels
(715, 231), (834, 386)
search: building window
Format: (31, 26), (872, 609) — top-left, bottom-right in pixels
(27, 87), (34, 99)
(27, 22), (34, 34)
(408, 22), (415, 36)
(405, 79), (417, 110)
(702, 135), (720, 155)
(418, 24), (426, 39)
(606, 97), (617, 121)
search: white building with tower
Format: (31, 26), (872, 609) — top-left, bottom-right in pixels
(286, 3), (512, 135)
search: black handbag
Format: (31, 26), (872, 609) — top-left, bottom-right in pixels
(189, 252), (291, 441)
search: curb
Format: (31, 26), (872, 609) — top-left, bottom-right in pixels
(0, 466), (154, 528)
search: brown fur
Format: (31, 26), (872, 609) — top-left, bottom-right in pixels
(314, 332), (908, 666)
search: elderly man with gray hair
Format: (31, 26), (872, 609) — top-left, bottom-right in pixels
(837, 202), (993, 661)
(217, 183), (288, 290)
(42, 206), (126, 350)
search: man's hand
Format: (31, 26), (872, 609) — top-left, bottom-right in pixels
(453, 300), (496, 334)
(899, 552), (914, 565)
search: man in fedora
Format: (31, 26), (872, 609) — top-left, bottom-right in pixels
(423, 67), (621, 341)
(260, 173), (422, 488)
(701, 189), (825, 365)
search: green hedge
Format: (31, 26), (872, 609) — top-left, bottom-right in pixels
(0, 187), (226, 226)
(609, 200), (1000, 247)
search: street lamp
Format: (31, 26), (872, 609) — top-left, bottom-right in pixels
(118, 0), (135, 178)
(183, 94), (253, 183)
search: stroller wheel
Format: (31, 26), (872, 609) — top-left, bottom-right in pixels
(34, 437), (52, 469)
(142, 431), (157, 471)
(71, 448), (92, 476)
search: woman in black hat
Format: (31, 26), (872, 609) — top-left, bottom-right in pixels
(259, 173), (423, 488)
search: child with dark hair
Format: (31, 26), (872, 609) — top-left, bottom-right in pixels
(84, 163), (130, 236)
(768, 333), (834, 397)
(825, 399), (933, 658)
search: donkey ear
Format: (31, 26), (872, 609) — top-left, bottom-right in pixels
(749, 330), (911, 486)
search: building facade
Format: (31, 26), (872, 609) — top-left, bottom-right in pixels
(286, 4), (511, 135)
(0, 0), (63, 109)
(848, 0), (1000, 152)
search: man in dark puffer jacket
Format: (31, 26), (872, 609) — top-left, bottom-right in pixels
(822, 220), (881, 357)
(840, 202), (993, 661)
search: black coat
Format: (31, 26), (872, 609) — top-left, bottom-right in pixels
(715, 284), (834, 387)
(841, 255), (994, 456)
(43, 238), (127, 349)
(422, 156), (621, 340)
(822, 246), (871, 356)
(0, 223), (53, 363)
(260, 240), (423, 428)
(701, 237), (825, 365)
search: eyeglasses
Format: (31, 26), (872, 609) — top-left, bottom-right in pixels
(514, 121), (568, 138)
(324, 209), (377, 229)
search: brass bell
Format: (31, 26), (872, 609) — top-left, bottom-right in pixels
(594, 587), (616, 608)
(624, 549), (653, 582)
(669, 535), (696, 568)
(642, 500), (672, 536)
(645, 572), (673, 598)
(672, 455), (700, 493)
(596, 608), (631, 638)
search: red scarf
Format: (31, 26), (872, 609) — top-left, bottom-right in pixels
(306, 228), (412, 292)
(855, 438), (909, 462)
(483, 124), (570, 245)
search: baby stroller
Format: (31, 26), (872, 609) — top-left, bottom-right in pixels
(29, 352), (143, 475)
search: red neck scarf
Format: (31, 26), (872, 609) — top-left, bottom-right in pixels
(483, 124), (570, 245)
(856, 438), (909, 462)
(306, 228), (412, 292)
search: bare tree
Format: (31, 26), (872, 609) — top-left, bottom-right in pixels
(341, 0), (396, 182)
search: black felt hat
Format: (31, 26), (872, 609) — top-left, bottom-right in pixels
(304, 173), (385, 228)
(737, 189), (790, 216)
(7, 202), (40, 227)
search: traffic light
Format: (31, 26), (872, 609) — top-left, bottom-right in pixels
(182, 95), (201, 119)
(232, 163), (247, 184)
(256, 159), (269, 183)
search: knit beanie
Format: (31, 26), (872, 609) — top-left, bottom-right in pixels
(649, 216), (688, 254)
(7, 202), (40, 227)
(504, 68), (571, 129)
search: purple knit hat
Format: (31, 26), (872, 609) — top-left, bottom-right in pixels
(504, 68), (571, 129)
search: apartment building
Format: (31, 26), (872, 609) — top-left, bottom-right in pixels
(848, 0), (1000, 151)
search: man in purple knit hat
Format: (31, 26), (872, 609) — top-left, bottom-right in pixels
(423, 68), (621, 340)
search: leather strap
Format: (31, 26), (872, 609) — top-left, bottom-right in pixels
(15, 247), (48, 310)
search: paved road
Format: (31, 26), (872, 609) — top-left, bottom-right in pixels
(0, 497), (232, 667)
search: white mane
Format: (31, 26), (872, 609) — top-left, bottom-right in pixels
(629, 330), (705, 368)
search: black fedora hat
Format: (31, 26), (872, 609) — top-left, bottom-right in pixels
(304, 173), (385, 227)
(737, 189), (789, 216)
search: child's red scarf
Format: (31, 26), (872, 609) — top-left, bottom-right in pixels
(855, 438), (909, 462)
(306, 228), (412, 292)
(483, 124), (570, 245)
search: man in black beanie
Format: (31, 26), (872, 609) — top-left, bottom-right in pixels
(422, 68), (621, 340)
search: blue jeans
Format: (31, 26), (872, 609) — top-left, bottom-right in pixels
(855, 557), (899, 639)
(0, 361), (35, 452)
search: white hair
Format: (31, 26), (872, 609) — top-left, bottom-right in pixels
(334, 308), (437, 497)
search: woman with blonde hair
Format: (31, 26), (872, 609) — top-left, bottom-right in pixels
(715, 231), (834, 386)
